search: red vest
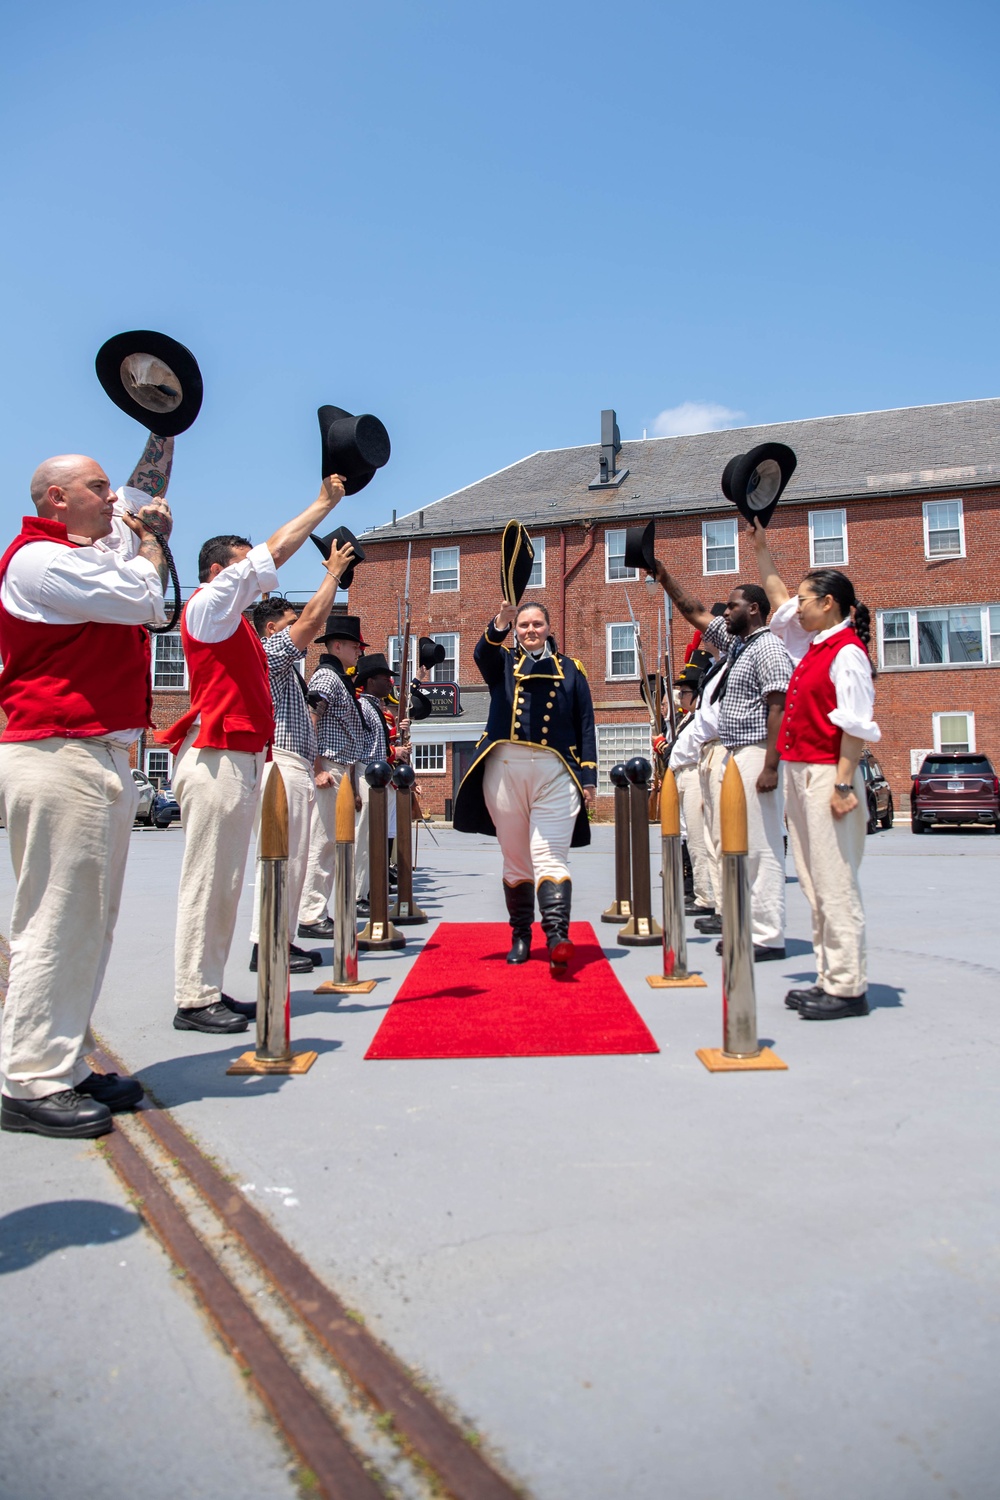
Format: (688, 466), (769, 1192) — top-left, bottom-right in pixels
(0, 517), (152, 742)
(157, 595), (274, 755)
(780, 628), (867, 764)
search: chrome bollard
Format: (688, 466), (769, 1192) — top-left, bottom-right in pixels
(601, 764), (633, 924)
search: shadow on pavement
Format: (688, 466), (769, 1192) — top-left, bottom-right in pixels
(136, 1038), (344, 1105)
(0, 1200), (142, 1274)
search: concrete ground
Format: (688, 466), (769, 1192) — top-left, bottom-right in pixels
(1, 818), (998, 1499)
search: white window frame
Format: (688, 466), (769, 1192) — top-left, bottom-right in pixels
(430, 546), (460, 592)
(702, 517), (739, 576)
(876, 605), (1000, 670)
(605, 529), (638, 583)
(151, 631), (188, 691)
(596, 724), (653, 794)
(412, 742), (446, 774)
(808, 508), (848, 567)
(387, 636), (418, 676)
(932, 712), (976, 753)
(527, 535), (546, 589)
(428, 632), (459, 683)
(606, 622), (639, 681)
(922, 498), (965, 560)
(144, 748), (173, 785)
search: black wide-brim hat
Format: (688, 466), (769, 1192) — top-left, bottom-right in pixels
(318, 405), (391, 495)
(418, 636), (446, 671)
(408, 687), (433, 720)
(501, 520), (535, 606)
(624, 519), (656, 575)
(355, 651), (397, 683)
(95, 330), (203, 437)
(720, 442), (797, 527)
(315, 612), (369, 646)
(310, 526), (365, 590)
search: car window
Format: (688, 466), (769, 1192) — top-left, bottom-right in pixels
(868, 760), (883, 779)
(920, 756), (993, 776)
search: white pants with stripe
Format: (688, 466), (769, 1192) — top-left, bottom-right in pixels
(784, 761), (867, 996)
(482, 743), (580, 887)
(675, 762), (713, 909)
(249, 748), (315, 943)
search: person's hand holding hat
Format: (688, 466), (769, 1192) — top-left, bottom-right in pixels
(322, 536), (356, 585)
(320, 474), (347, 509)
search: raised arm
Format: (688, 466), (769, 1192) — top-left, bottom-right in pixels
(750, 519), (790, 610)
(473, 600), (516, 686)
(651, 560), (713, 632)
(127, 432), (175, 499)
(287, 540), (355, 650)
(266, 475), (347, 569)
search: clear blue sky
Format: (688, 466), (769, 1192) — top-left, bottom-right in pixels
(2, 0), (997, 592)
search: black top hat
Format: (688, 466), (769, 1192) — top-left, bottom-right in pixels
(407, 687), (433, 720)
(355, 651), (396, 683)
(720, 442), (797, 527)
(310, 526), (365, 590)
(314, 613), (369, 646)
(501, 521), (535, 606)
(318, 406), (390, 495)
(624, 519), (656, 575)
(95, 330), (203, 437)
(418, 636), (446, 671)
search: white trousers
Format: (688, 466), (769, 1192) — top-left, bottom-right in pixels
(0, 737), (138, 1099)
(482, 743), (580, 887)
(299, 759), (351, 922)
(675, 763), (713, 909)
(173, 733), (264, 1009)
(249, 749), (315, 943)
(698, 740), (727, 910)
(784, 761), (867, 996)
(727, 742), (787, 950)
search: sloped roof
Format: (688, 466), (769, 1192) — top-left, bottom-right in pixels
(363, 398), (1000, 543)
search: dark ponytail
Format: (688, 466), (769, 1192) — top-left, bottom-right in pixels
(852, 602), (872, 649)
(803, 568), (872, 659)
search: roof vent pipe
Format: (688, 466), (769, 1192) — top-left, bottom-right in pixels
(418, 511), (424, 528)
(588, 408), (629, 490)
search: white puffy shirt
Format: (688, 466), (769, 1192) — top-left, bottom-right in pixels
(773, 604), (880, 743)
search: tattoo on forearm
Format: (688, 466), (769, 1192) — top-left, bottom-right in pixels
(128, 433), (175, 497)
(139, 537), (168, 589)
(662, 572), (706, 621)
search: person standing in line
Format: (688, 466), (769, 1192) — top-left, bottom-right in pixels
(159, 475), (348, 1035)
(352, 653), (411, 912)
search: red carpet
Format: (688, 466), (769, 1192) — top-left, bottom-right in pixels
(364, 923), (659, 1060)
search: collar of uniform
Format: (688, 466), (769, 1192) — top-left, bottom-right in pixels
(812, 618), (851, 645)
(513, 649), (564, 682)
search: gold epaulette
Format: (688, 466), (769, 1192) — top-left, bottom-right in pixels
(573, 657), (587, 677)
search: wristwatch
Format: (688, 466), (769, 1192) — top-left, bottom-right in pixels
(834, 783), (853, 794)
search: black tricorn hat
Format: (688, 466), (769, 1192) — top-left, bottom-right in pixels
(501, 520), (535, 606)
(314, 613), (369, 646)
(310, 526), (365, 589)
(408, 687), (433, 720)
(95, 330), (203, 436)
(418, 636), (446, 671)
(318, 405), (390, 495)
(720, 442), (797, 527)
(355, 651), (397, 683)
(624, 519), (656, 575)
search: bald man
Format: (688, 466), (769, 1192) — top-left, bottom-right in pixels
(0, 435), (172, 1140)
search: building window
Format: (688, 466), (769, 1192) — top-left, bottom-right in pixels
(702, 518), (738, 575)
(923, 499), (965, 559)
(809, 508), (848, 566)
(990, 607), (1000, 662)
(933, 712), (975, 753)
(152, 632), (186, 690)
(431, 546), (459, 591)
(145, 748), (172, 786)
(527, 536), (546, 588)
(413, 743), (446, 773)
(387, 636), (418, 676)
(605, 529), (638, 582)
(596, 724), (652, 793)
(606, 623), (638, 679)
(428, 633), (458, 682)
(880, 611), (912, 666)
(877, 605), (1000, 669)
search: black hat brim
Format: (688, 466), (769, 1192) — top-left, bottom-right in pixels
(722, 443), (797, 527)
(318, 406), (390, 495)
(501, 520), (535, 606)
(624, 519), (656, 575)
(95, 330), (203, 437)
(310, 526), (365, 589)
(407, 690), (433, 721)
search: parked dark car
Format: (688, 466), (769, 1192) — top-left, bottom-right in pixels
(911, 753), (1000, 833)
(860, 749), (893, 833)
(151, 786), (181, 830)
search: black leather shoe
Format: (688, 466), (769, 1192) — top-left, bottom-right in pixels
(1, 1089), (113, 1138)
(249, 944), (313, 975)
(694, 914), (723, 934)
(800, 992), (869, 1020)
(222, 992), (257, 1020)
(174, 1002), (249, 1034)
(785, 984), (824, 1010)
(686, 904), (715, 918)
(754, 946), (786, 962)
(298, 917), (335, 939)
(290, 942), (322, 968)
(356, 898), (371, 918)
(76, 1072), (144, 1112)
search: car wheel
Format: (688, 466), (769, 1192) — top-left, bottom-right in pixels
(911, 817), (926, 834)
(866, 796), (878, 835)
(879, 795), (894, 830)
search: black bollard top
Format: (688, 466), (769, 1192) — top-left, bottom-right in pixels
(364, 760), (394, 788)
(609, 763), (630, 789)
(624, 755), (652, 786)
(392, 762), (416, 790)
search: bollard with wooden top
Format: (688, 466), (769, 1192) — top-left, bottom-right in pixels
(228, 767), (318, 1075)
(617, 756), (662, 946)
(696, 758), (786, 1072)
(388, 763), (427, 925)
(357, 762), (405, 951)
(647, 769), (707, 988)
(601, 763), (632, 924)
(315, 771), (376, 995)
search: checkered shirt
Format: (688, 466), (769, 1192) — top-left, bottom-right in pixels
(263, 627), (317, 761)
(356, 693), (391, 766)
(704, 616), (793, 749)
(309, 662), (366, 766)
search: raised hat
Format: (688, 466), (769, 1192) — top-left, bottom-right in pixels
(501, 521), (535, 606)
(318, 405), (390, 495)
(407, 687), (433, 720)
(623, 519), (656, 575)
(310, 525), (365, 589)
(418, 636), (446, 671)
(95, 330), (203, 436)
(355, 651), (397, 683)
(720, 442), (797, 527)
(315, 613), (369, 646)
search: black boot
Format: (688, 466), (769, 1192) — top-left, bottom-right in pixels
(503, 880), (534, 964)
(537, 878), (573, 979)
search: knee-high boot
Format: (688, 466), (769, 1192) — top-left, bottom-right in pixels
(537, 878), (573, 979)
(503, 880), (534, 965)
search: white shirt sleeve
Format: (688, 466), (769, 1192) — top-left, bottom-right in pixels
(1, 541), (166, 627)
(98, 486), (150, 559)
(829, 644), (881, 742)
(769, 596), (813, 664)
(183, 544), (279, 643)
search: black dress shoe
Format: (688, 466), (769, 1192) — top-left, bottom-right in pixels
(694, 914), (723, 934)
(800, 992), (869, 1020)
(174, 1002), (249, 1034)
(686, 904), (715, 918)
(289, 942), (322, 968)
(249, 944), (313, 975)
(298, 917), (335, 939)
(76, 1072), (144, 1112)
(356, 898), (371, 918)
(1, 1089), (113, 1138)
(785, 984), (824, 1010)
(714, 940), (787, 961)
(222, 992), (257, 1020)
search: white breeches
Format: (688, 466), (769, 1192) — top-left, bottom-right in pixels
(482, 743), (580, 887)
(784, 761), (867, 996)
(675, 762), (713, 909)
(249, 748), (315, 942)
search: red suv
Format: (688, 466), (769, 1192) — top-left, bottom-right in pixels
(911, 753), (1000, 833)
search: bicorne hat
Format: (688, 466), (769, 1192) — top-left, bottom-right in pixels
(318, 405), (391, 495)
(314, 613), (369, 646)
(720, 442), (797, 527)
(623, 519), (656, 575)
(418, 636), (446, 671)
(501, 521), (535, 606)
(355, 651), (397, 684)
(95, 330), (203, 436)
(310, 525), (365, 590)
